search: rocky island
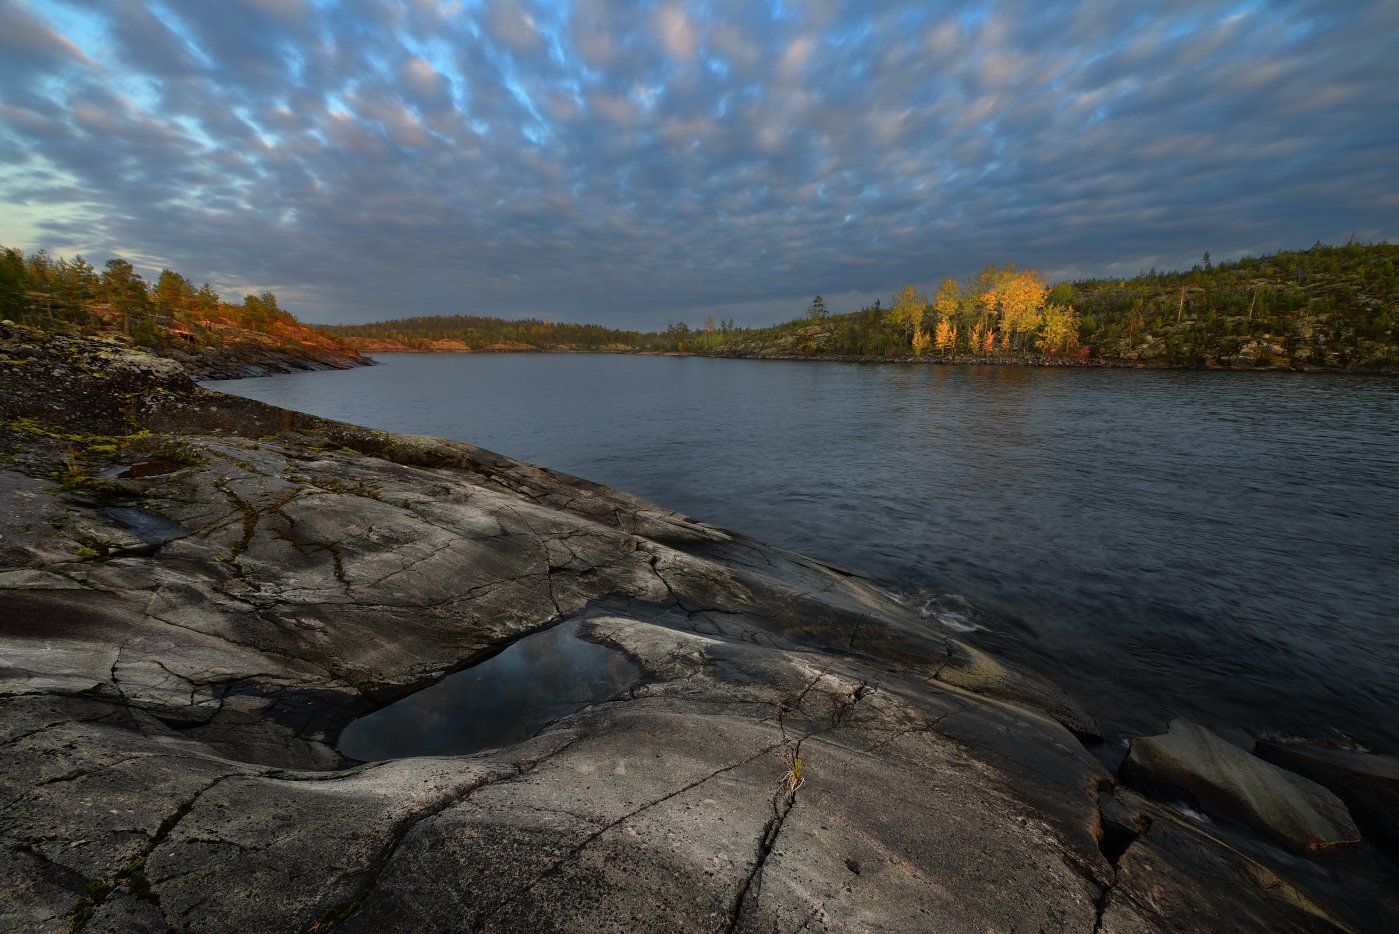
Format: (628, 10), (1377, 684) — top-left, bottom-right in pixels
(1, 325), (1392, 933)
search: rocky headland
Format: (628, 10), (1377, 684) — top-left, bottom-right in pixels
(148, 321), (370, 381)
(1, 325), (1394, 932)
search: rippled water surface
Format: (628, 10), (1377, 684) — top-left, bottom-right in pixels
(207, 354), (1399, 752)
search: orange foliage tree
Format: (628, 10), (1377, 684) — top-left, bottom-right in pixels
(935, 318), (956, 353)
(968, 320), (985, 354)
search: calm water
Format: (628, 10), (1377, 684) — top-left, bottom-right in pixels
(338, 620), (639, 761)
(206, 354), (1399, 754)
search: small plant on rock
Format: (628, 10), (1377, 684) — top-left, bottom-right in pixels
(780, 751), (805, 796)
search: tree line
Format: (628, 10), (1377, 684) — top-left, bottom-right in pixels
(1057, 242), (1398, 367)
(0, 245), (295, 348)
(320, 314), (652, 352)
(693, 264), (1081, 360)
(3, 241), (1394, 369)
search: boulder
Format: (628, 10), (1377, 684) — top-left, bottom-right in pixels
(1120, 719), (1360, 854)
(1256, 740), (1399, 852)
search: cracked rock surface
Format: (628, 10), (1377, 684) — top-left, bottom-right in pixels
(0, 330), (1363, 932)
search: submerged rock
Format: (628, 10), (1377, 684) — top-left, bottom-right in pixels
(0, 332), (1371, 932)
(1120, 719), (1361, 854)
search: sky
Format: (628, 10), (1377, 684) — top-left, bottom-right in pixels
(1, 1), (1397, 328)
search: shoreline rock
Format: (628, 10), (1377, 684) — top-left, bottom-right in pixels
(173, 337), (372, 381)
(1255, 740), (1399, 854)
(1119, 719), (1360, 854)
(693, 349), (1399, 374)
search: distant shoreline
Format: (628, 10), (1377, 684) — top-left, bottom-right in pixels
(351, 346), (1399, 376)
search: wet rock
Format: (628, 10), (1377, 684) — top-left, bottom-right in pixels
(1120, 719), (1360, 854)
(1096, 790), (1352, 934)
(932, 638), (1103, 742)
(1256, 740), (1399, 852)
(96, 506), (192, 546)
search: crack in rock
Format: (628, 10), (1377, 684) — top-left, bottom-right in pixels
(305, 736), (586, 932)
(468, 740), (788, 933)
(65, 771), (238, 932)
(726, 744), (808, 933)
(728, 680), (873, 932)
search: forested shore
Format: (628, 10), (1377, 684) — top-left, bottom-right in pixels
(0, 246), (365, 377)
(323, 242), (1399, 372)
(4, 241), (1395, 374)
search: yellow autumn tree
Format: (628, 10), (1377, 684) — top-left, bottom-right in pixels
(935, 318), (956, 353)
(980, 269), (1049, 350)
(934, 277), (962, 320)
(889, 283), (928, 345)
(911, 325), (932, 356)
(1038, 303), (1080, 356)
(968, 320), (984, 355)
(931, 262), (1054, 355)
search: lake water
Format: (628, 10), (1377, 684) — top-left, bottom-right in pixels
(205, 354), (1399, 755)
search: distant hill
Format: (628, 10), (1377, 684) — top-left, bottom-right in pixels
(0, 245), (367, 378)
(1060, 242), (1398, 368)
(320, 314), (656, 354)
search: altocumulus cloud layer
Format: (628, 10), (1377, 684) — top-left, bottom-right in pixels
(1, 0), (1397, 326)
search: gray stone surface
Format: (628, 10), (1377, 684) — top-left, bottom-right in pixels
(0, 331), (1368, 932)
(1120, 719), (1361, 854)
(1256, 740), (1399, 852)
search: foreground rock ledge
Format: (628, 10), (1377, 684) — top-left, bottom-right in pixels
(0, 330), (1357, 932)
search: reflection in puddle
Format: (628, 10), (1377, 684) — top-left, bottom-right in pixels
(338, 620), (639, 761)
(97, 506), (192, 545)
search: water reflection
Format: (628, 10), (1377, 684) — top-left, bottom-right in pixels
(337, 620), (639, 761)
(98, 506), (192, 545)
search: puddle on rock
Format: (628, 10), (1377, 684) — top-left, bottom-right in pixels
(98, 459), (188, 480)
(97, 507), (192, 545)
(337, 620), (640, 761)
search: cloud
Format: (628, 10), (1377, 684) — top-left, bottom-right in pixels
(0, 0), (92, 94)
(0, 1), (89, 61)
(654, 5), (698, 62)
(0, 0), (1396, 327)
(484, 0), (542, 54)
